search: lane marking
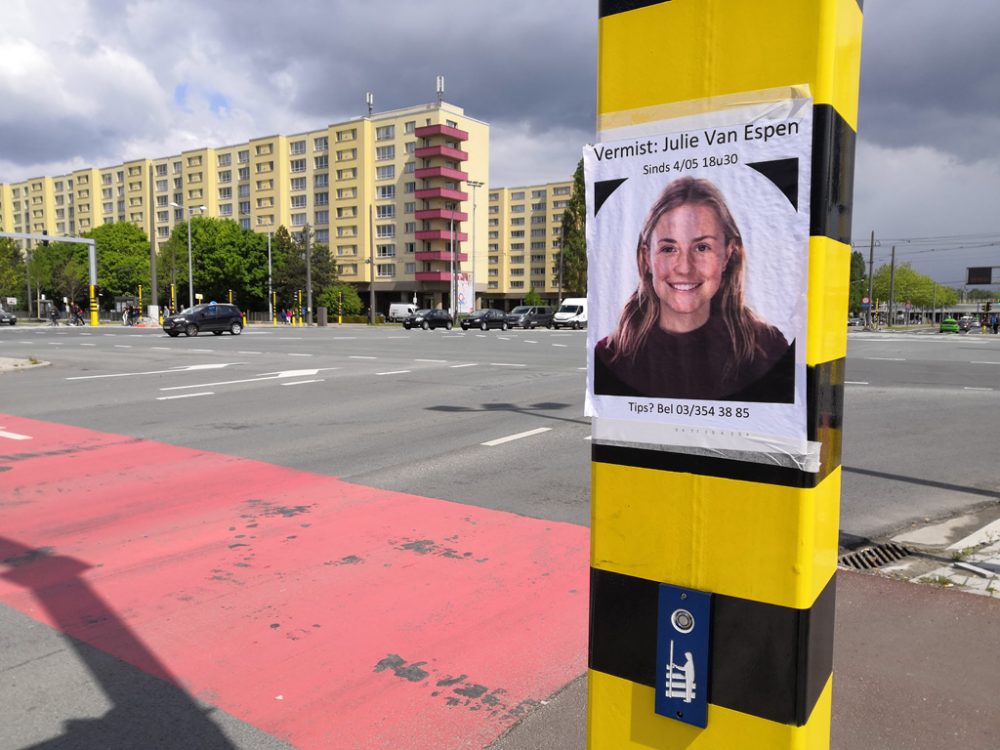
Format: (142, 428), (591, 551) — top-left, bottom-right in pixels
(159, 367), (339, 391)
(845, 381), (869, 385)
(377, 370), (411, 376)
(450, 363), (477, 368)
(525, 340), (538, 344)
(114, 345), (132, 348)
(151, 347), (171, 351)
(963, 386), (993, 391)
(350, 356), (376, 360)
(80, 343), (96, 347)
(864, 357), (905, 361)
(481, 427), (552, 447)
(281, 379), (325, 386)
(415, 359), (446, 363)
(156, 392), (215, 401)
(553, 344), (567, 348)
(238, 351), (263, 354)
(67, 363), (244, 381)
(490, 362), (525, 368)
(288, 353), (312, 357)
(971, 361), (1000, 365)
(0, 429), (32, 440)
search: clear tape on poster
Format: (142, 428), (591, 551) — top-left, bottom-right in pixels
(592, 416), (822, 473)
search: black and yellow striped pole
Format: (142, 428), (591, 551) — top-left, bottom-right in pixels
(588, 1), (861, 747)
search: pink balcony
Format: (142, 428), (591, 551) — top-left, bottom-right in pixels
(414, 166), (468, 182)
(415, 271), (454, 282)
(415, 124), (469, 141)
(415, 145), (468, 162)
(416, 251), (468, 263)
(415, 187), (468, 202)
(415, 229), (468, 242)
(415, 208), (467, 222)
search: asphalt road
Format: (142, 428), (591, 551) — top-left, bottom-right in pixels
(1, 323), (998, 539)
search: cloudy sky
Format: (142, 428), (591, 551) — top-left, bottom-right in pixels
(2, 0), (998, 288)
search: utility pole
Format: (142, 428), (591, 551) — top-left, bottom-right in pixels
(888, 245), (896, 327)
(304, 224), (312, 326)
(368, 204), (375, 325)
(867, 230), (875, 327)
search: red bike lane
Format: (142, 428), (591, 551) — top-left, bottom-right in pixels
(0, 414), (590, 749)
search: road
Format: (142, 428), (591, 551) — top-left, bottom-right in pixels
(1, 323), (997, 539)
(1, 323), (998, 749)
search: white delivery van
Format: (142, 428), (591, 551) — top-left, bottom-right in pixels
(388, 303), (417, 322)
(552, 298), (588, 329)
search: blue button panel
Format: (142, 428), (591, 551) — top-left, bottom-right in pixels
(655, 583), (712, 728)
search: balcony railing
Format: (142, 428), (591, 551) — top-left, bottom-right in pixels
(414, 145), (468, 162)
(414, 166), (468, 182)
(414, 124), (469, 141)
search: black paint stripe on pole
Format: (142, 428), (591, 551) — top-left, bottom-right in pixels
(599, 0), (672, 18)
(811, 105), (858, 245)
(589, 567), (837, 726)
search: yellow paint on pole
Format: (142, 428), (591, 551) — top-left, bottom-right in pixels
(589, 1), (862, 747)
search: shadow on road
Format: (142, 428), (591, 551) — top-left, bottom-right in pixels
(842, 466), (1000, 501)
(0, 536), (237, 750)
(427, 401), (590, 427)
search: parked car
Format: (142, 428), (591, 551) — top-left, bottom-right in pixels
(403, 309), (453, 330)
(0, 310), (16, 326)
(552, 298), (588, 329)
(388, 303), (418, 322)
(957, 316), (978, 332)
(939, 317), (959, 333)
(461, 308), (508, 331)
(847, 316), (862, 328)
(163, 303), (243, 337)
(506, 305), (554, 329)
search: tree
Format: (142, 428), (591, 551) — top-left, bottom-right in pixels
(83, 222), (151, 308)
(318, 282), (363, 315)
(27, 240), (89, 308)
(272, 225), (337, 314)
(524, 286), (542, 306)
(0, 238), (26, 306)
(870, 262), (957, 310)
(559, 158), (587, 297)
(848, 250), (866, 314)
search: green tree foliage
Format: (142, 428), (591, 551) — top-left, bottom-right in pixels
(272, 225), (338, 313)
(524, 286), (543, 306)
(0, 238), (26, 305)
(870, 262), (958, 309)
(318, 282), (363, 315)
(559, 159), (587, 297)
(848, 250), (866, 314)
(82, 222), (151, 308)
(29, 241), (89, 305)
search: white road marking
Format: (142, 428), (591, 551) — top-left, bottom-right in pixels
(350, 356), (376, 360)
(386, 336), (408, 339)
(288, 353), (312, 357)
(415, 359), (446, 363)
(281, 379), (325, 386)
(67, 363), (243, 381)
(0, 429), (31, 440)
(553, 344), (568, 348)
(971, 361), (1000, 365)
(159, 367), (339, 391)
(490, 362), (525, 367)
(377, 370), (411, 376)
(481, 427), (552, 447)
(238, 351), (263, 354)
(865, 357), (906, 361)
(156, 392), (215, 401)
(114, 345), (132, 348)
(450, 363), (477, 368)
(963, 386), (993, 391)
(151, 347), (171, 351)
(525, 340), (538, 344)
(845, 381), (870, 385)
(80, 343), (96, 347)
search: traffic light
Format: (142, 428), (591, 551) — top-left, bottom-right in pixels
(986, 301), (992, 314)
(41, 229), (49, 247)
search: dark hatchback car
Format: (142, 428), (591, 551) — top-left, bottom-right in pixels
(403, 308), (453, 330)
(506, 305), (554, 329)
(461, 308), (509, 331)
(163, 303), (243, 337)
(0, 310), (16, 326)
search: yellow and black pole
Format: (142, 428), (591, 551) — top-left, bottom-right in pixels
(587, 1), (861, 747)
(297, 289), (303, 327)
(170, 284), (176, 314)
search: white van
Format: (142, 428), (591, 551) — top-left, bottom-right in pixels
(388, 303), (417, 322)
(552, 298), (588, 329)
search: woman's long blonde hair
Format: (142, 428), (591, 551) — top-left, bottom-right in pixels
(607, 177), (767, 372)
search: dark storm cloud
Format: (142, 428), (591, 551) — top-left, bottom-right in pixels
(859, 0), (1000, 161)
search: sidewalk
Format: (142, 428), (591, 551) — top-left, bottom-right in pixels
(493, 569), (1000, 750)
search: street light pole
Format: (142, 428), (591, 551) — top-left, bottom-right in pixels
(467, 180), (483, 312)
(171, 202), (205, 309)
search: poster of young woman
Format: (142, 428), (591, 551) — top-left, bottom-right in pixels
(584, 93), (814, 466)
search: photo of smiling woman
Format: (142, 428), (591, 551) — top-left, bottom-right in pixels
(594, 176), (795, 403)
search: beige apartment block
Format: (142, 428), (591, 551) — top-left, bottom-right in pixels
(0, 100), (495, 315)
(485, 180), (572, 308)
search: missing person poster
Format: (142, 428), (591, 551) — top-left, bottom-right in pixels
(585, 93), (813, 465)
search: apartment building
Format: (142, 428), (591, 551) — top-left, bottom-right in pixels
(0, 101), (490, 314)
(485, 180), (573, 309)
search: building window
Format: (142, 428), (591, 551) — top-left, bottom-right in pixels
(512, 191), (525, 200)
(511, 281), (524, 289)
(377, 244), (396, 257)
(255, 144), (273, 156)
(291, 195), (307, 208)
(218, 170), (231, 183)
(405, 121), (416, 133)
(404, 162), (415, 173)
(511, 217), (525, 226)
(404, 222), (416, 233)
(511, 204), (525, 213)
(376, 224), (395, 238)
(337, 187), (357, 199)
(219, 204), (233, 216)
(337, 149), (356, 161)
(376, 145), (395, 160)
(315, 210), (329, 224)
(291, 159), (306, 173)
(290, 177), (306, 191)
(315, 174), (329, 188)
(377, 185), (395, 199)
(239, 201), (250, 215)
(239, 184), (250, 198)
(316, 229), (329, 243)
(339, 263), (357, 275)
(405, 242), (415, 254)
(219, 187), (232, 200)
(292, 213), (307, 226)
(314, 136), (328, 151)
(337, 206), (357, 219)
(155, 179), (168, 192)
(405, 182), (416, 193)
(315, 192), (329, 206)
(218, 154), (232, 167)
(238, 150), (249, 163)
(156, 164), (168, 176)
(238, 167), (250, 181)
(511, 230), (525, 238)
(336, 128), (356, 142)
(337, 168), (357, 180)
(376, 125), (395, 140)
(337, 245), (357, 256)
(376, 205), (395, 219)
(290, 140), (306, 155)
(376, 263), (395, 278)
(404, 202), (415, 214)
(314, 155), (329, 169)
(553, 186), (571, 195)
(376, 165), (395, 180)
(405, 142), (416, 154)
